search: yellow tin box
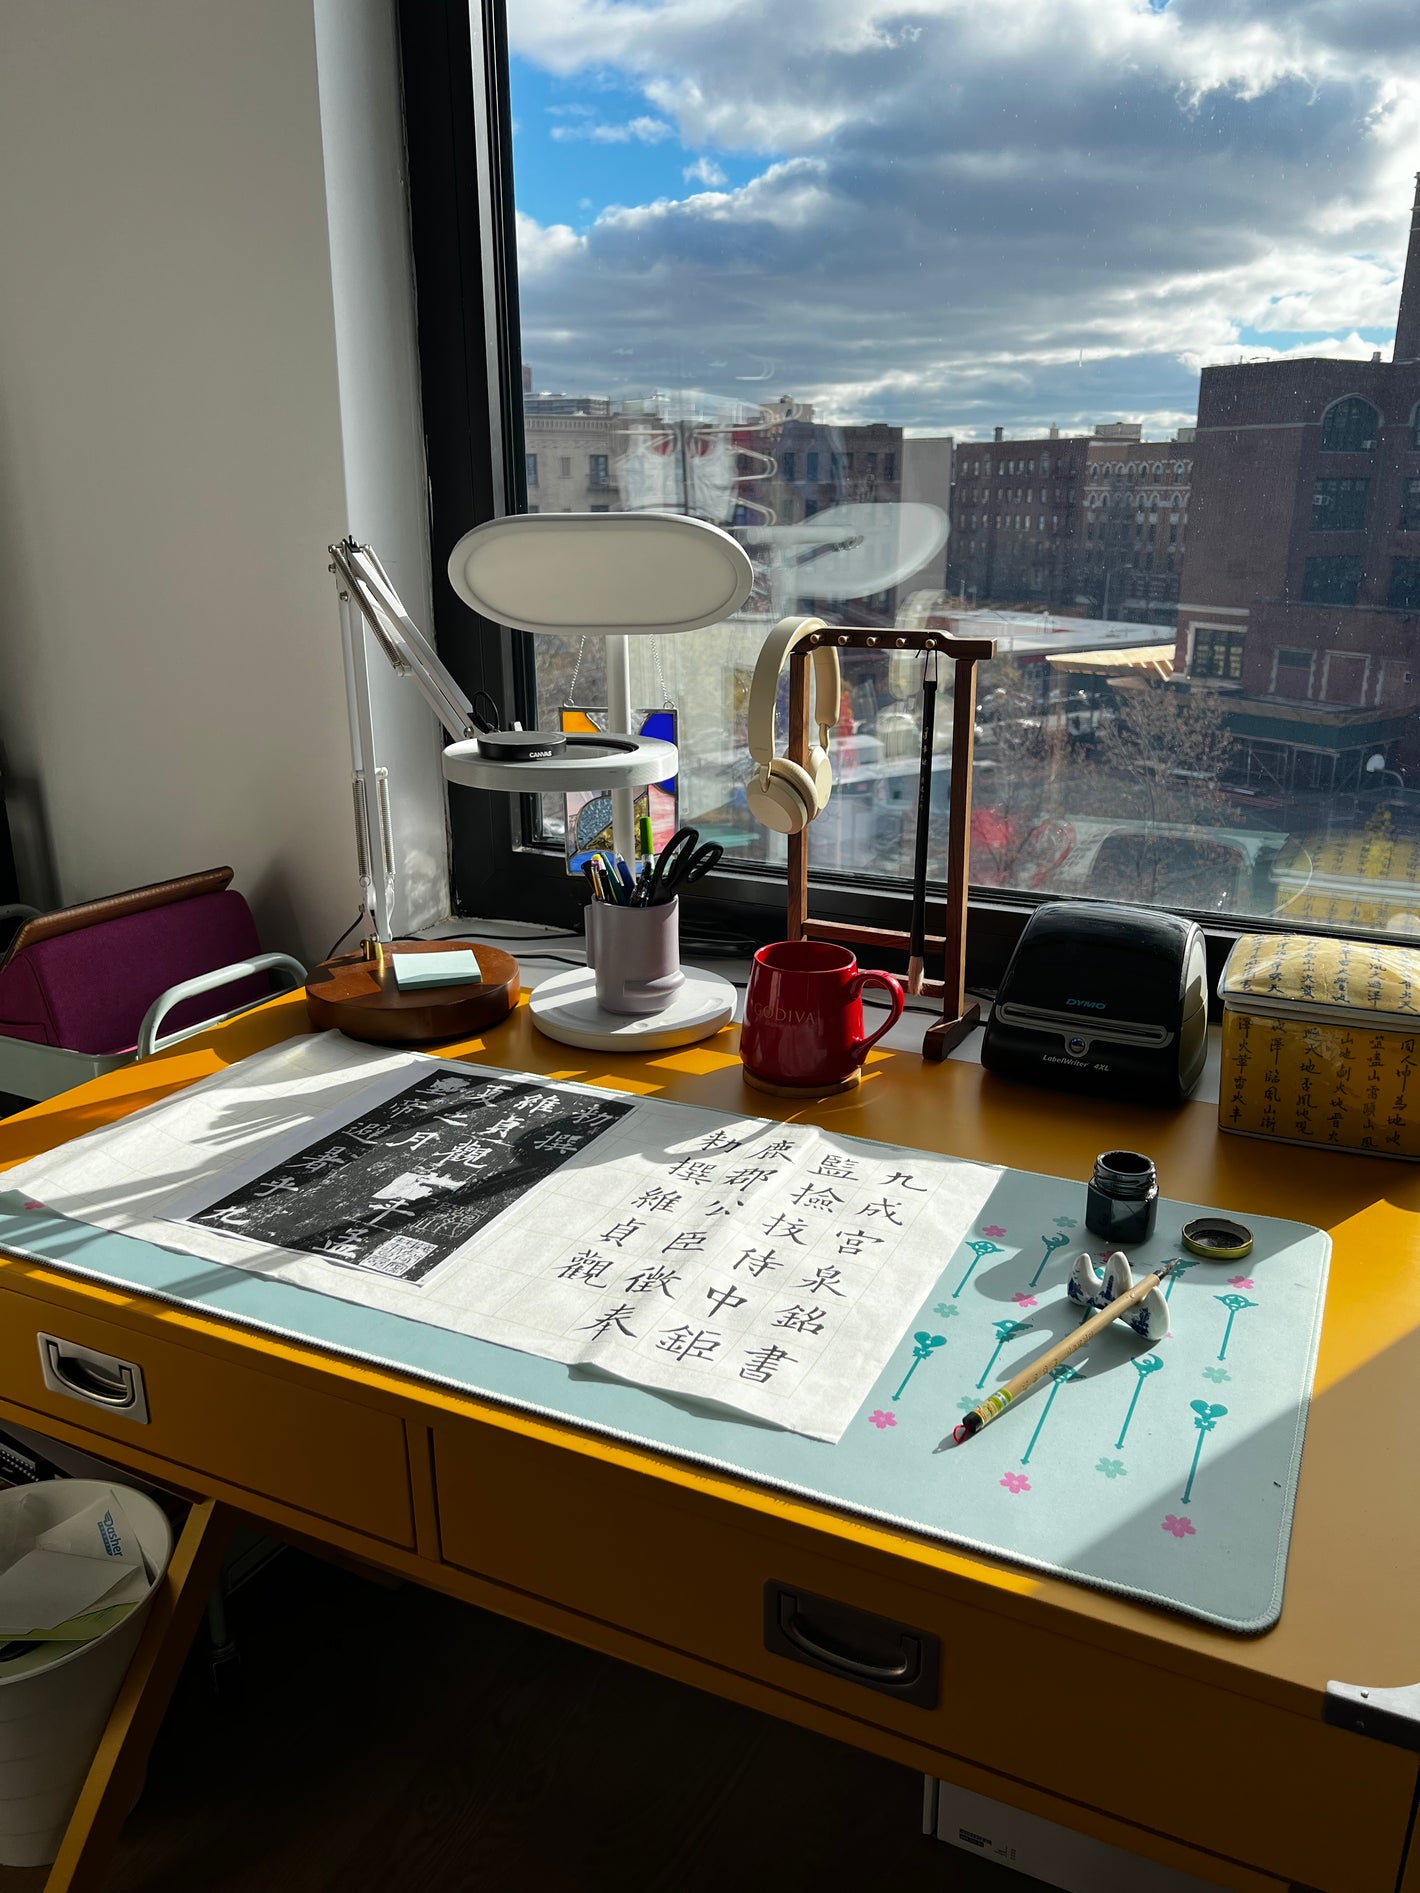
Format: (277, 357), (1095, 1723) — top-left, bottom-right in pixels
(1219, 933), (1420, 1159)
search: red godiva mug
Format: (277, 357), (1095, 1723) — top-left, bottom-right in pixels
(740, 940), (905, 1095)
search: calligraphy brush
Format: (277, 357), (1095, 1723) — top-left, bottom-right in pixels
(906, 655), (938, 995)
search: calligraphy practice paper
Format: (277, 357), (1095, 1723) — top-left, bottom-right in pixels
(4, 1035), (1001, 1442)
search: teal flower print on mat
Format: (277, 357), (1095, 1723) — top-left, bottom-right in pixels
(976, 1318), (1034, 1391)
(931, 1302), (960, 1320)
(1214, 1293), (1258, 1362)
(1021, 1364), (1079, 1466)
(1201, 1365), (1231, 1385)
(1095, 1457), (1127, 1479)
(1116, 1353), (1163, 1450)
(893, 1332), (947, 1402)
(1182, 1400), (1228, 1504)
(1030, 1230), (1072, 1287)
(952, 1239), (1003, 1299)
(1163, 1257), (1201, 1302)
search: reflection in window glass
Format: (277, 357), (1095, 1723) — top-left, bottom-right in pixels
(508, 10), (1420, 929)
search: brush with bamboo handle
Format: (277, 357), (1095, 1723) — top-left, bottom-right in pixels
(952, 1258), (1179, 1442)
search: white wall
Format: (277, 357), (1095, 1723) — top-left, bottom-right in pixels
(313, 0), (448, 938)
(0, 0), (446, 964)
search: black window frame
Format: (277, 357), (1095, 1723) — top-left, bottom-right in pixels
(395, 0), (1400, 993)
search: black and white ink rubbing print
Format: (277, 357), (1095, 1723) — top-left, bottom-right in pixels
(190, 1071), (632, 1283)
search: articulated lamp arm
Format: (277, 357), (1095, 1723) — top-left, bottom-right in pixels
(329, 538), (478, 744)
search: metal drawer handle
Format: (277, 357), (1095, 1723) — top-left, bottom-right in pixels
(43, 1339), (138, 1408)
(764, 1581), (940, 1707)
(778, 1595), (919, 1684)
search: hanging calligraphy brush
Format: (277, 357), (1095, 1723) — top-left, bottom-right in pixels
(907, 652), (938, 995)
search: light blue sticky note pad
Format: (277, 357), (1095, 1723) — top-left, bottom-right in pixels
(390, 951), (482, 990)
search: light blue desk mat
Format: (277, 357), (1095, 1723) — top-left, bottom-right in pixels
(0, 1176), (1328, 1633)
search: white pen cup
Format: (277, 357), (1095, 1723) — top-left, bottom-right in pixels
(586, 896), (684, 1015)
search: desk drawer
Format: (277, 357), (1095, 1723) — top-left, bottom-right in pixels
(434, 1424), (1413, 1893)
(0, 1286), (413, 1547)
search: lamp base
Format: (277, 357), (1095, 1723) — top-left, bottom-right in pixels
(305, 939), (519, 1044)
(528, 965), (735, 1051)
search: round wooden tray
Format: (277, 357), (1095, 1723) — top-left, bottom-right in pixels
(304, 940), (520, 1045)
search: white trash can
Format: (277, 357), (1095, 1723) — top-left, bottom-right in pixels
(0, 1481), (172, 1868)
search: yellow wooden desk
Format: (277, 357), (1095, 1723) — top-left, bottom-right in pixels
(3, 992), (1418, 1893)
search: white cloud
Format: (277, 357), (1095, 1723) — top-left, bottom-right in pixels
(515, 209), (584, 275)
(549, 114), (674, 144)
(510, 0), (1420, 431)
(683, 155), (727, 187)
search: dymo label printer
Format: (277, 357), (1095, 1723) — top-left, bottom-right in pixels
(981, 902), (1207, 1102)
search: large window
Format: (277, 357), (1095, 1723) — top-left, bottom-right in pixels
(1403, 478), (1420, 530)
(1301, 556), (1362, 605)
(1320, 397), (1380, 453)
(1391, 559), (1420, 611)
(1191, 627), (1245, 682)
(408, 2), (1420, 945)
(1311, 478), (1368, 532)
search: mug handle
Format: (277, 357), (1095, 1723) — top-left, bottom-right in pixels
(847, 970), (905, 1066)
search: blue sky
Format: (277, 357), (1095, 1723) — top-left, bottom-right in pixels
(506, 0), (1418, 441)
(511, 57), (769, 232)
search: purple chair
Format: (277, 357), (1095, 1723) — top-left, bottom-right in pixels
(0, 867), (305, 1101)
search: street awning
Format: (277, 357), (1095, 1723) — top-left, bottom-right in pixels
(1045, 643), (1175, 676)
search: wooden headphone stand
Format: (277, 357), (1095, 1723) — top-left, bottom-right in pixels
(784, 624), (995, 1062)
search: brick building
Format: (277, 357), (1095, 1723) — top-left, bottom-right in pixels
(1078, 425), (1193, 625)
(1175, 176), (1420, 793)
(522, 387), (616, 514)
(948, 423), (1192, 618)
(947, 426), (1088, 607)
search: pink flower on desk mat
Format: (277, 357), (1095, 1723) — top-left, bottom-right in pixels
(1011, 1290), (1037, 1309)
(1161, 1514), (1196, 1539)
(1227, 1275), (1255, 1289)
(999, 1471), (1031, 1494)
(867, 1409), (897, 1431)
(981, 1224), (1007, 1239)
(23, 1200), (43, 1210)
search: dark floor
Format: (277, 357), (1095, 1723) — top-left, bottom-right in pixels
(0, 1550), (1028, 1893)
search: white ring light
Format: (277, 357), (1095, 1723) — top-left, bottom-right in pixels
(442, 731), (678, 793)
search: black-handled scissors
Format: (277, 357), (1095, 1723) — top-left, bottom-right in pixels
(640, 826), (724, 905)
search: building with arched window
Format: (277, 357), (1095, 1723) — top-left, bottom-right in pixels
(1176, 175), (1420, 789)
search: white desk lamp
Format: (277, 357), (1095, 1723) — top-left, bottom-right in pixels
(444, 511), (754, 1052)
(321, 513), (752, 1049)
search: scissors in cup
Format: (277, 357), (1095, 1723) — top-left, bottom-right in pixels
(639, 827), (724, 905)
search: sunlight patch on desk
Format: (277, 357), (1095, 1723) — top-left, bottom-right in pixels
(647, 1047), (741, 1075)
(1310, 1198), (1420, 1391)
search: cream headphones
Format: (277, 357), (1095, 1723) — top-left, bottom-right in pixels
(745, 616), (843, 835)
